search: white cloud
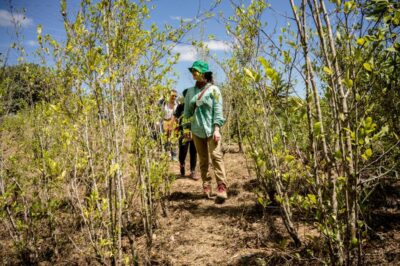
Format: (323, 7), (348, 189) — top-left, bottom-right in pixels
(0, 9), (33, 28)
(26, 40), (36, 47)
(204, 40), (231, 51)
(170, 16), (196, 23)
(171, 41), (231, 62)
(172, 45), (198, 62)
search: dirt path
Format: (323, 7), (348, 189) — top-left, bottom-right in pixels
(145, 150), (286, 266)
(137, 150), (400, 265)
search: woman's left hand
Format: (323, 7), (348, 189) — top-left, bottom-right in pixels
(213, 127), (221, 143)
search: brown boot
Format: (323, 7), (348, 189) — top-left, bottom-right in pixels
(203, 183), (212, 198)
(190, 171), (199, 180)
(216, 183), (228, 199)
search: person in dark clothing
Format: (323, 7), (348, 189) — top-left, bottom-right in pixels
(174, 89), (198, 179)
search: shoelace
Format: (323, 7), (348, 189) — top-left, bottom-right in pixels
(217, 184), (226, 192)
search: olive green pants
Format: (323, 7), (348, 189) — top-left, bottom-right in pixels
(192, 134), (227, 186)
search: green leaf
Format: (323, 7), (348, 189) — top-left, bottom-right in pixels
(365, 117), (373, 127)
(287, 41), (297, 48)
(307, 194), (317, 205)
(284, 155), (295, 162)
(351, 237), (359, 247)
(344, 78), (353, 88)
(336, 31), (341, 40)
(334, 150), (342, 159)
(37, 24), (42, 35)
(363, 62), (373, 72)
(365, 148), (372, 157)
(109, 163), (120, 175)
(344, 1), (356, 14)
(372, 125), (389, 140)
(313, 122), (322, 134)
(356, 38), (365, 46)
(386, 47), (397, 53)
(258, 57), (270, 70)
(244, 67), (255, 81)
(323, 66), (333, 75)
(258, 197), (265, 206)
(266, 68), (275, 78)
(275, 195), (283, 204)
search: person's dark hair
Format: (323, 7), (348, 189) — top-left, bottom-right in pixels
(204, 72), (213, 84)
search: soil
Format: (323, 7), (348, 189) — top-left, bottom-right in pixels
(135, 148), (320, 265)
(1, 145), (399, 265)
(143, 149), (284, 266)
(136, 147), (400, 266)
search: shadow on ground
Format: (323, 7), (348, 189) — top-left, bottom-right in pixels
(170, 201), (277, 221)
(168, 191), (205, 201)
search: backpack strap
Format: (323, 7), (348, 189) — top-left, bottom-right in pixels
(198, 83), (212, 100)
(194, 83), (212, 110)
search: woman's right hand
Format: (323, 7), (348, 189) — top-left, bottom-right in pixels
(213, 127), (221, 143)
(184, 131), (192, 140)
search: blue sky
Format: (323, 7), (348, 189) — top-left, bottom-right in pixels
(0, 0), (295, 93)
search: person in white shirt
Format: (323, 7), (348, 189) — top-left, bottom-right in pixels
(159, 90), (178, 161)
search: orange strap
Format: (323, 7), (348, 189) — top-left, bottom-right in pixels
(194, 84), (212, 110)
(198, 84), (211, 100)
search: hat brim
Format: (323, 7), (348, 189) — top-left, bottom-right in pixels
(188, 67), (212, 74)
(188, 67), (199, 73)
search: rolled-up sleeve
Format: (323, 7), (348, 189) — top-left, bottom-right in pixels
(212, 87), (225, 127)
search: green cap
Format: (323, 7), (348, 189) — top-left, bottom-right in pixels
(188, 60), (211, 74)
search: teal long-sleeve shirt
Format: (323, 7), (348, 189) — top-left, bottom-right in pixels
(183, 83), (226, 139)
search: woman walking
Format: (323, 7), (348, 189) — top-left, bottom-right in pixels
(183, 60), (228, 200)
